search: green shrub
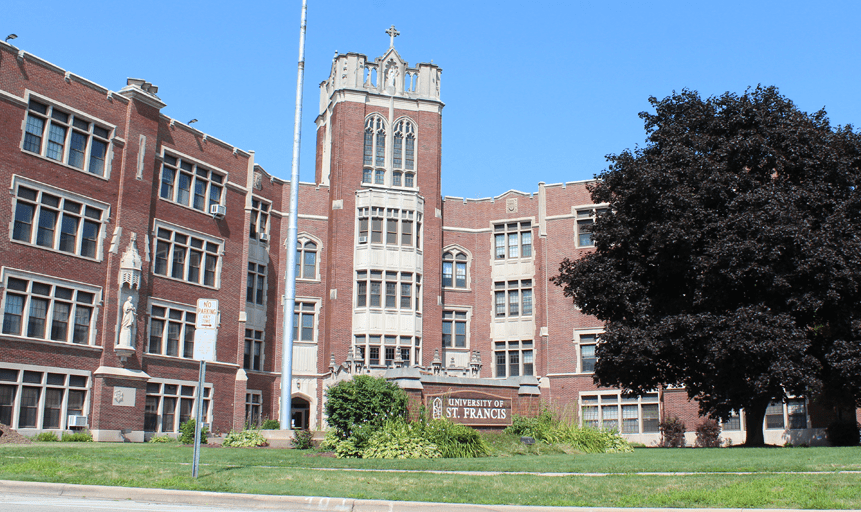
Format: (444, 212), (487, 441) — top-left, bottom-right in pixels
(505, 409), (555, 441)
(549, 425), (633, 453)
(826, 420), (860, 446)
(324, 375), (408, 439)
(34, 432), (59, 442)
(422, 418), (489, 458)
(148, 434), (176, 443)
(361, 419), (441, 459)
(179, 419), (209, 445)
(695, 419), (722, 447)
(61, 430), (92, 442)
(505, 409), (632, 454)
(261, 419), (281, 430)
(291, 429), (314, 449)
(660, 417), (687, 447)
(222, 429), (268, 448)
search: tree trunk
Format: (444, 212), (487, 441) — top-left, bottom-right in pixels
(744, 399), (768, 447)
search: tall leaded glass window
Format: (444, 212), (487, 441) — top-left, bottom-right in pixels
(363, 116), (386, 185)
(393, 119), (416, 188)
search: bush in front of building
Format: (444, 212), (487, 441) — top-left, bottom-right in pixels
(291, 429), (314, 450)
(421, 418), (489, 458)
(260, 419), (281, 430)
(825, 420), (861, 446)
(147, 434), (177, 443)
(361, 419), (442, 459)
(61, 430), (92, 442)
(222, 429), (268, 448)
(505, 410), (633, 454)
(324, 375), (409, 439)
(178, 419), (208, 445)
(33, 432), (59, 442)
(660, 417), (687, 447)
(695, 419), (722, 447)
(504, 409), (555, 441)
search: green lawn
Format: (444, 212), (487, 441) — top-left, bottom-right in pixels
(1, 443), (859, 508)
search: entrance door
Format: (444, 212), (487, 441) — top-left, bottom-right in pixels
(291, 397), (310, 429)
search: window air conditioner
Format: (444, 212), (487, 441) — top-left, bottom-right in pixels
(358, 236), (368, 243)
(210, 204), (226, 218)
(259, 233), (270, 242)
(68, 415), (89, 427)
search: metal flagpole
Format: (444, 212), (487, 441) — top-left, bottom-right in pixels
(280, 0), (308, 430)
(192, 360), (205, 477)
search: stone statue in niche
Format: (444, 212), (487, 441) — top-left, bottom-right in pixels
(118, 296), (136, 348)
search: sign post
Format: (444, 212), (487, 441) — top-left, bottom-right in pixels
(192, 299), (218, 478)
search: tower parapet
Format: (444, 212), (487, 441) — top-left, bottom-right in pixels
(318, 28), (442, 115)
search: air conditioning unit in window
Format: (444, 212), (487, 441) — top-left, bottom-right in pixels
(68, 415), (88, 428)
(259, 233), (270, 242)
(358, 236), (368, 243)
(209, 204), (226, 218)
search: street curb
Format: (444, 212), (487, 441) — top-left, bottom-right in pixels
(0, 480), (855, 512)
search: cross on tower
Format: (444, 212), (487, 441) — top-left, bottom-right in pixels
(386, 25), (400, 48)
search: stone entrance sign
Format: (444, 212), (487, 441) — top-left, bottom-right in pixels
(426, 390), (512, 426)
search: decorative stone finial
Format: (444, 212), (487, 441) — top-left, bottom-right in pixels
(119, 233), (142, 290)
(386, 25), (400, 48)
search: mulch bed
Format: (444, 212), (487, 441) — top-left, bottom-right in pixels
(0, 424), (32, 445)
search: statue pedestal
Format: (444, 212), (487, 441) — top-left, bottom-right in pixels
(115, 345), (135, 363)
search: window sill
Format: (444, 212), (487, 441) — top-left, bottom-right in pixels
(157, 196), (223, 218)
(22, 149), (110, 181)
(0, 334), (102, 351)
(10, 239), (103, 263)
(153, 273), (220, 290)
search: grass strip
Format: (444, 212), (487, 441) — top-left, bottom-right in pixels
(1, 444), (859, 508)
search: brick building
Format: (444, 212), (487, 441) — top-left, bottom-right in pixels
(0, 37), (843, 445)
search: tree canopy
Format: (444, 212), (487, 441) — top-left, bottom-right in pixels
(552, 86), (861, 445)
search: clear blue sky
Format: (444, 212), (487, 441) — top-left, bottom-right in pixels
(6, 1), (860, 198)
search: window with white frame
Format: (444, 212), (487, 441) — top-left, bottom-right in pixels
(159, 154), (224, 212)
(22, 97), (111, 177)
(392, 119), (416, 188)
(147, 303), (196, 358)
(245, 391), (262, 427)
(356, 271), (420, 311)
(494, 280), (532, 318)
(581, 393), (660, 434)
(766, 399), (808, 430)
(357, 207), (420, 248)
(144, 380), (211, 433)
(11, 179), (108, 260)
(494, 221), (532, 260)
(575, 207), (609, 248)
(576, 332), (599, 373)
(1, 271), (99, 345)
(442, 249), (469, 289)
(723, 410), (743, 431)
(249, 198), (270, 240)
(442, 310), (468, 348)
(244, 330), (264, 371)
(494, 340), (533, 378)
(246, 263), (266, 305)
(0, 365), (89, 430)
(296, 238), (318, 280)
(363, 116), (386, 184)
(293, 302), (316, 343)
(354, 334), (420, 367)
(153, 223), (222, 287)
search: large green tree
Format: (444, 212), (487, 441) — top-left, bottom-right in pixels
(552, 86), (861, 446)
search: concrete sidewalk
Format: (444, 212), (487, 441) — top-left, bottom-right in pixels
(1, 480), (853, 512)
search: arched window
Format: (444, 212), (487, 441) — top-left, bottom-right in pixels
(363, 116), (386, 185)
(393, 119), (416, 188)
(442, 248), (469, 289)
(296, 239), (318, 280)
